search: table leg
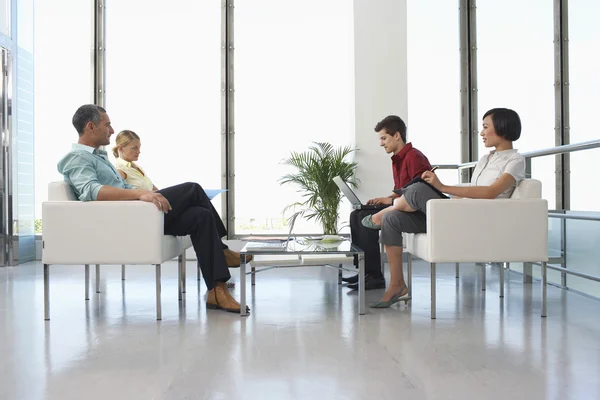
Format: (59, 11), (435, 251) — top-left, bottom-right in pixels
(358, 253), (366, 315)
(241, 253), (247, 317)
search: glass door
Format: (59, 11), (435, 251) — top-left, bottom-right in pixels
(0, 47), (13, 266)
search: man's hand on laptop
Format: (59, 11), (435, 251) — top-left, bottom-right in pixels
(138, 190), (172, 213)
(366, 197), (393, 205)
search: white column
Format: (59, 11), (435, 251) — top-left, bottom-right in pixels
(353, 0), (408, 200)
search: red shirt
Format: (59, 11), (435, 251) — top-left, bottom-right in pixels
(391, 142), (432, 190)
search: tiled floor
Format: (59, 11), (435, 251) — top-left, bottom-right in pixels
(1, 260), (599, 400)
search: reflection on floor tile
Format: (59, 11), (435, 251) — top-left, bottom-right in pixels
(1, 260), (599, 400)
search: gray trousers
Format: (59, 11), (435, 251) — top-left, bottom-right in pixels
(380, 182), (447, 246)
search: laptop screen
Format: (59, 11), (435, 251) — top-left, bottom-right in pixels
(244, 212), (298, 250)
(333, 176), (362, 206)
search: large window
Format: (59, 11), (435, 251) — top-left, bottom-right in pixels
(34, 0), (93, 231)
(565, 0), (600, 297)
(235, 1), (355, 234)
(568, 0), (600, 212)
(106, 0), (221, 194)
(477, 0), (556, 209)
(106, 1), (221, 195)
(407, 0), (461, 186)
(0, 0), (9, 37)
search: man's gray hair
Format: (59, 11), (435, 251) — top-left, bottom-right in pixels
(72, 104), (107, 136)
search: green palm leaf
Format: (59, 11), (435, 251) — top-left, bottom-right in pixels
(279, 142), (359, 234)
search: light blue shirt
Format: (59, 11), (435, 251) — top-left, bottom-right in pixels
(57, 143), (133, 201)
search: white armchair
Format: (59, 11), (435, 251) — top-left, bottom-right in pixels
(403, 179), (549, 319)
(42, 182), (192, 320)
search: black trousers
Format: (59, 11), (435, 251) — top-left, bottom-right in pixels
(349, 208), (384, 279)
(158, 182), (230, 290)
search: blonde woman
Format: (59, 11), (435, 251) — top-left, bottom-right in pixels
(112, 130), (157, 191)
(112, 130), (251, 269)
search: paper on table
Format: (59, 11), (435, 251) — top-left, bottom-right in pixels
(205, 189), (227, 200)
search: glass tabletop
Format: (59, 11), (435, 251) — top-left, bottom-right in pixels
(240, 238), (363, 255)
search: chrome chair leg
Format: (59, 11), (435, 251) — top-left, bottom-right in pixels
(44, 264), (50, 321)
(156, 263), (162, 320)
(181, 255), (186, 294)
(95, 264), (100, 293)
(541, 261), (547, 317)
(85, 264), (90, 300)
(481, 263), (486, 291)
(380, 240), (385, 276)
(407, 253), (413, 297)
(431, 262), (436, 319)
(500, 262), (506, 298)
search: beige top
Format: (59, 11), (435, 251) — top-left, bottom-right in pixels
(114, 158), (154, 190)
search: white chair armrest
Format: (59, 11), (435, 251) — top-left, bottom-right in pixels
(42, 201), (167, 265)
(425, 198), (548, 262)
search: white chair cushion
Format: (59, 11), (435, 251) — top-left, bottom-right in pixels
(511, 179), (541, 199)
(48, 181), (77, 201)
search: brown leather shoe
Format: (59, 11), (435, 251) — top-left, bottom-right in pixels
(224, 249), (253, 267)
(206, 282), (249, 313)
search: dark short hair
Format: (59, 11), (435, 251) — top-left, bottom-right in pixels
(72, 104), (107, 136)
(374, 115), (407, 143)
(483, 108), (521, 141)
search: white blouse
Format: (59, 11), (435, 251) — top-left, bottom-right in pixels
(114, 158), (155, 191)
(470, 149), (525, 199)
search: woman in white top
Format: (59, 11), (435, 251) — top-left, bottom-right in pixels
(363, 108), (526, 308)
(112, 130), (251, 269)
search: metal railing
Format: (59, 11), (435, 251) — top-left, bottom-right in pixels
(436, 138), (600, 170)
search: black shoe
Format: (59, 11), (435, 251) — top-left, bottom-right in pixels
(347, 275), (386, 291)
(341, 274), (359, 284)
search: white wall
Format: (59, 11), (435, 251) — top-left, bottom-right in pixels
(353, 0), (408, 201)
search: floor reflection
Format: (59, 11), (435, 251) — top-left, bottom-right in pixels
(0, 260), (599, 400)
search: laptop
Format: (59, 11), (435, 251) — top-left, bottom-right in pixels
(244, 213), (298, 251)
(333, 176), (386, 210)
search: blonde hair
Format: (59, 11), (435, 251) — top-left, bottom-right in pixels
(112, 130), (141, 158)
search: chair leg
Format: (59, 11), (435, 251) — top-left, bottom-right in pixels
(241, 257), (247, 317)
(44, 264), (50, 321)
(500, 262), (506, 298)
(338, 264), (342, 285)
(380, 240), (385, 276)
(95, 264), (100, 293)
(455, 263), (459, 279)
(181, 254), (186, 294)
(156, 263), (162, 320)
(523, 262), (533, 283)
(407, 253), (413, 297)
(430, 262), (436, 319)
(251, 266), (256, 286)
(121, 264), (126, 281)
(178, 256), (183, 301)
(481, 263), (486, 291)
(541, 261), (547, 317)
(85, 264), (90, 300)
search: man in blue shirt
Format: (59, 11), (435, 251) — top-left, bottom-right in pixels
(58, 104), (247, 313)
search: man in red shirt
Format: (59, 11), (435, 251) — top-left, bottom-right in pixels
(345, 115), (432, 290)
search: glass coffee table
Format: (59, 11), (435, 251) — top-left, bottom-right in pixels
(239, 238), (365, 316)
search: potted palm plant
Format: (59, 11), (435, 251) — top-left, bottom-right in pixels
(279, 142), (358, 235)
